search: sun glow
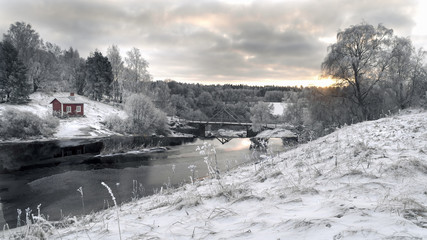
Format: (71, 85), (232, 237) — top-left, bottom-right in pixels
(309, 76), (336, 87)
(167, 76), (338, 88)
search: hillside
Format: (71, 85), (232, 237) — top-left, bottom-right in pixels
(7, 109), (425, 239)
(0, 92), (127, 139)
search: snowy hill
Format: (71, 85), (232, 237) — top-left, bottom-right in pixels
(0, 92), (127, 139)
(5, 109), (427, 239)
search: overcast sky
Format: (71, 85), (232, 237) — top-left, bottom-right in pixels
(0, 0), (426, 86)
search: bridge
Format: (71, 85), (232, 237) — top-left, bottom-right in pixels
(185, 120), (282, 129)
(185, 120), (252, 126)
(180, 105), (279, 144)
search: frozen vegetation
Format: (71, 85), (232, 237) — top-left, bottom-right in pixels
(0, 92), (127, 140)
(3, 109), (427, 239)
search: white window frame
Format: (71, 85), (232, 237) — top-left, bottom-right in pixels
(66, 106), (71, 113)
(76, 106), (81, 113)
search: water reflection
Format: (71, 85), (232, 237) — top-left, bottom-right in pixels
(0, 138), (285, 229)
(222, 138), (252, 152)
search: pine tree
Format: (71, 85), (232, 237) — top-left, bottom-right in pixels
(84, 51), (113, 101)
(0, 40), (29, 103)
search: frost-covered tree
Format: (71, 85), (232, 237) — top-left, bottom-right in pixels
(107, 45), (124, 102)
(125, 94), (168, 135)
(57, 47), (85, 93)
(125, 47), (150, 82)
(28, 45), (61, 92)
(250, 101), (273, 132)
(3, 21), (42, 92)
(264, 91), (284, 102)
(197, 91), (214, 107)
(385, 37), (426, 109)
(322, 23), (393, 120)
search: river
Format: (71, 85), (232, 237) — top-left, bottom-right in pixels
(0, 137), (286, 229)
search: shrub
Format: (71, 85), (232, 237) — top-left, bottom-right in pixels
(105, 114), (128, 133)
(250, 102), (273, 132)
(125, 94), (168, 135)
(105, 94), (168, 135)
(0, 109), (59, 139)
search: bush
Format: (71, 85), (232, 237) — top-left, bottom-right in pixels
(125, 94), (168, 135)
(105, 94), (168, 135)
(0, 109), (59, 139)
(250, 102), (273, 132)
(105, 114), (128, 133)
(40, 114), (60, 136)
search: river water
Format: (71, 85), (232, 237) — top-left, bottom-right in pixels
(0, 137), (285, 228)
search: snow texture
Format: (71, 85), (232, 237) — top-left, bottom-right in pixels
(0, 92), (127, 140)
(269, 102), (289, 116)
(4, 109), (427, 239)
(256, 128), (297, 138)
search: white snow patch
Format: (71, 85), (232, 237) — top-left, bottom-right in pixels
(269, 102), (289, 116)
(214, 129), (247, 137)
(256, 128), (297, 138)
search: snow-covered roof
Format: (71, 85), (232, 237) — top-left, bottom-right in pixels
(50, 96), (84, 104)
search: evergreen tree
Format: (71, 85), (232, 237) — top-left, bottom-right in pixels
(84, 51), (113, 101)
(0, 40), (30, 103)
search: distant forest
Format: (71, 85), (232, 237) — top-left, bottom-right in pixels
(0, 22), (300, 121)
(1, 21), (427, 141)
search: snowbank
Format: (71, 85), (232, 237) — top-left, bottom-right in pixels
(256, 128), (297, 138)
(214, 129), (246, 137)
(6, 109), (427, 239)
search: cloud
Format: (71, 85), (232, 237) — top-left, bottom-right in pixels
(0, 0), (421, 84)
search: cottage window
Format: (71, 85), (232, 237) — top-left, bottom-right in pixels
(76, 106), (81, 112)
(66, 106), (71, 113)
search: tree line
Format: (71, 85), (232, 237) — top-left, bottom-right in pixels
(0, 21), (293, 114)
(0, 21), (296, 135)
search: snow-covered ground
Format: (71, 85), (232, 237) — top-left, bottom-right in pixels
(256, 128), (297, 138)
(5, 109), (427, 239)
(0, 92), (127, 139)
(210, 129), (247, 137)
(269, 102), (289, 116)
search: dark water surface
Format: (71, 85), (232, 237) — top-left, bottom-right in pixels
(0, 137), (285, 228)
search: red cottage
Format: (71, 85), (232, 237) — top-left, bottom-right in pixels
(50, 93), (84, 117)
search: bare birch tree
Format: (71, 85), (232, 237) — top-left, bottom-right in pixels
(386, 37), (426, 109)
(322, 23), (393, 120)
(125, 47), (150, 82)
(107, 45), (124, 102)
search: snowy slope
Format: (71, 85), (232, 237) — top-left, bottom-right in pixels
(0, 92), (127, 139)
(6, 109), (427, 239)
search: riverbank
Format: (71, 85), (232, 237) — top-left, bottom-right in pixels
(4, 109), (426, 239)
(0, 136), (197, 172)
